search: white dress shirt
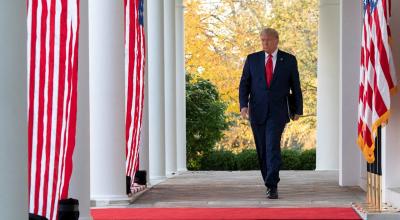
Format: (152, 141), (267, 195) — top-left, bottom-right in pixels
(265, 48), (278, 72)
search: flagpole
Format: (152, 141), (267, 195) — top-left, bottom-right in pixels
(377, 126), (382, 211)
(366, 126), (382, 211)
(367, 163), (372, 204)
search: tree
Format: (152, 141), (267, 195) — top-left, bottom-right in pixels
(186, 74), (230, 170)
(185, 0), (319, 151)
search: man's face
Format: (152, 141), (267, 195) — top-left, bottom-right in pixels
(260, 34), (278, 54)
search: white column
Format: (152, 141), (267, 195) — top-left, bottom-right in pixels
(147, 0), (167, 184)
(0, 1), (27, 219)
(139, 109), (149, 184)
(339, 0), (362, 186)
(68, 0), (91, 219)
(175, 0), (187, 172)
(89, 0), (127, 204)
(316, 0), (340, 171)
(164, 0), (178, 176)
(382, 0), (400, 207)
(139, 0), (150, 184)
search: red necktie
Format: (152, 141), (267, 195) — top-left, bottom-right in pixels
(265, 54), (273, 88)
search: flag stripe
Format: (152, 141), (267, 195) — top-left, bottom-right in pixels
(126, 0), (135, 177)
(38, 0), (51, 214)
(64, 8), (80, 197)
(129, 0), (138, 178)
(46, 0), (61, 217)
(53, 0), (71, 217)
(131, 0), (141, 178)
(49, 0), (67, 217)
(131, 5), (146, 182)
(125, 0), (146, 188)
(129, 0), (139, 178)
(42, 0), (56, 216)
(28, 0), (80, 219)
(373, 6), (393, 90)
(35, 0), (48, 214)
(31, 0), (42, 213)
(357, 0), (396, 163)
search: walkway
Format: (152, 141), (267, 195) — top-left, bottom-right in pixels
(129, 171), (365, 208)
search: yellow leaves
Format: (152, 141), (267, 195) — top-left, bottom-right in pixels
(185, 0), (318, 151)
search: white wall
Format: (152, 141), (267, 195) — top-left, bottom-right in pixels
(338, 0), (363, 186)
(383, 0), (400, 207)
(0, 1), (28, 219)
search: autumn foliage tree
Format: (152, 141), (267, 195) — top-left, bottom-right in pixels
(185, 0), (319, 151)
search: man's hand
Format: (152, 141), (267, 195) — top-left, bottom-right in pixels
(293, 114), (300, 121)
(241, 107), (249, 119)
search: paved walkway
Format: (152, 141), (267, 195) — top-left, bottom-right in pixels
(129, 171), (365, 208)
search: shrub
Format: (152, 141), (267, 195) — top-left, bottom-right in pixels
(186, 74), (230, 170)
(281, 148), (302, 170)
(236, 148), (260, 170)
(198, 148), (316, 171)
(200, 149), (237, 170)
(299, 148), (316, 170)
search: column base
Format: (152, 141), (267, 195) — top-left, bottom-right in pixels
(386, 188), (400, 210)
(177, 168), (188, 172)
(91, 195), (130, 207)
(149, 176), (167, 186)
(166, 170), (179, 177)
(315, 168), (339, 171)
(352, 202), (400, 220)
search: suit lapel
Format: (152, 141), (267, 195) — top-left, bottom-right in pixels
(258, 51), (267, 88)
(270, 50), (283, 87)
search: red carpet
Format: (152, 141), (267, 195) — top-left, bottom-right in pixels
(91, 207), (361, 220)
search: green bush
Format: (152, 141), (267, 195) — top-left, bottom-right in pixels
(281, 148), (302, 170)
(198, 148), (315, 171)
(236, 149), (259, 170)
(299, 148), (316, 170)
(186, 74), (230, 170)
(200, 149), (237, 170)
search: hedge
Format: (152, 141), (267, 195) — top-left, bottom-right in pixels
(191, 148), (316, 171)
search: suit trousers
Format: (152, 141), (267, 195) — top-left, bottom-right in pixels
(251, 116), (286, 189)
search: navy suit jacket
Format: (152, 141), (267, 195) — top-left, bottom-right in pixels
(239, 50), (303, 124)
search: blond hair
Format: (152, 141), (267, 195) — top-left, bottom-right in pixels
(260, 28), (279, 40)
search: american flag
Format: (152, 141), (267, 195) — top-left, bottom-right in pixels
(125, 0), (146, 190)
(27, 0), (80, 219)
(358, 0), (396, 163)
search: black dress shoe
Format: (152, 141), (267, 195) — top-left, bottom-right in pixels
(267, 187), (278, 199)
(266, 188), (271, 196)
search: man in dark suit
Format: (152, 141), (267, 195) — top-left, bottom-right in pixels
(239, 28), (303, 199)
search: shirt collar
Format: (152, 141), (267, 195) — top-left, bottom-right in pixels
(265, 48), (278, 58)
